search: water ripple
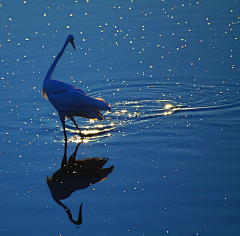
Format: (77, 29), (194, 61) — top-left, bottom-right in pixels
(54, 78), (240, 142)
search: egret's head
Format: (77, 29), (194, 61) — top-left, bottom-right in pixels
(68, 34), (75, 50)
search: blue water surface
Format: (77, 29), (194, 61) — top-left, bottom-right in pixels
(0, 0), (240, 235)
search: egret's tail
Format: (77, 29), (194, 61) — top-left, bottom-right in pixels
(93, 97), (111, 111)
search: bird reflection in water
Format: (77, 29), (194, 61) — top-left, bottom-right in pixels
(46, 142), (114, 225)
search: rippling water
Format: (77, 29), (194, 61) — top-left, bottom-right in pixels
(1, 0), (240, 235)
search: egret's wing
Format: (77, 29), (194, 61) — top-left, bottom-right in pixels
(46, 79), (87, 97)
(46, 79), (110, 119)
(48, 91), (110, 120)
(49, 91), (110, 110)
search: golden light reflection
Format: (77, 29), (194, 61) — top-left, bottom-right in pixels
(164, 103), (173, 109)
(83, 139), (90, 143)
(82, 129), (100, 135)
(164, 111), (173, 116)
(63, 121), (115, 143)
(93, 124), (104, 128)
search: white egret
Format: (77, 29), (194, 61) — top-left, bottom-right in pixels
(42, 35), (111, 141)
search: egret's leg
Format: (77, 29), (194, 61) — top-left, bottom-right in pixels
(70, 116), (83, 137)
(59, 112), (67, 142)
(76, 202), (83, 225)
(61, 142), (68, 167)
(68, 142), (81, 165)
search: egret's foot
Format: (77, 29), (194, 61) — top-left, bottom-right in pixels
(78, 129), (84, 138)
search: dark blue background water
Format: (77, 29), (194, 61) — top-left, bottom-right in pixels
(0, 0), (240, 235)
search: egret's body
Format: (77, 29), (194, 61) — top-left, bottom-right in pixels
(42, 35), (111, 141)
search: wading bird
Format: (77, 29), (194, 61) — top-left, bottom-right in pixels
(42, 35), (111, 141)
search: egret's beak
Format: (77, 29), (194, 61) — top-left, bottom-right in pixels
(70, 40), (76, 50)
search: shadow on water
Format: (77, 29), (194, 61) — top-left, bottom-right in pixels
(46, 142), (114, 225)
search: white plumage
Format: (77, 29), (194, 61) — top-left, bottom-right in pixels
(42, 35), (111, 141)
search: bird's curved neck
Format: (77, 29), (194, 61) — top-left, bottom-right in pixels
(43, 38), (70, 90)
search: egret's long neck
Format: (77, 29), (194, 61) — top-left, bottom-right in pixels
(43, 38), (70, 91)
